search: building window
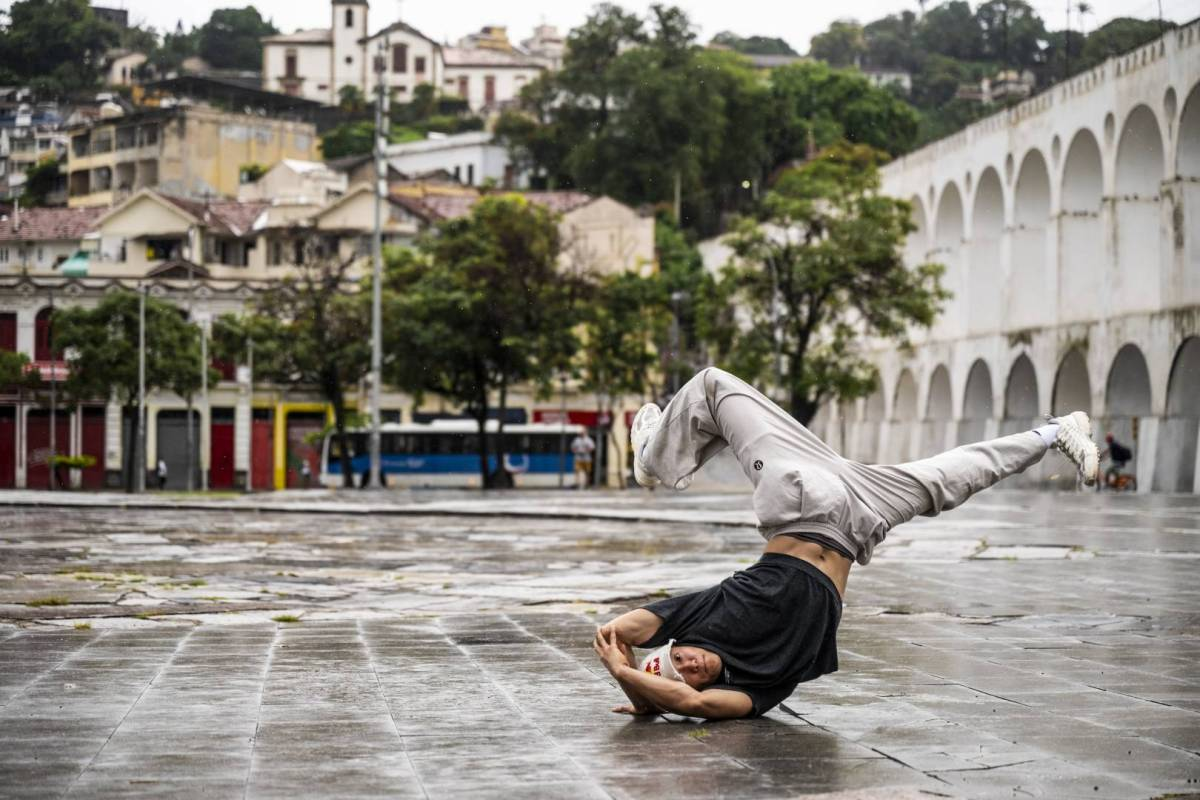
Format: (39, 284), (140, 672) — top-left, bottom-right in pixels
(345, 55), (353, 65)
(484, 75), (496, 104)
(145, 238), (181, 261)
(0, 312), (16, 353)
(0, 248), (7, 263)
(36, 247), (43, 262)
(414, 56), (426, 74)
(285, 51), (298, 78)
(467, 164), (475, 185)
(457, 76), (468, 97)
(392, 44), (407, 73)
(345, 8), (353, 27)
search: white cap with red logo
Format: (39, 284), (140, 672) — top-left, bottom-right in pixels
(638, 639), (685, 682)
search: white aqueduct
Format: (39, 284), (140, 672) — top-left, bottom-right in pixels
(816, 20), (1200, 492)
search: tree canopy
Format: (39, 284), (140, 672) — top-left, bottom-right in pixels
(710, 31), (797, 56)
(195, 7), (278, 72)
(0, 0), (119, 97)
(702, 142), (948, 424)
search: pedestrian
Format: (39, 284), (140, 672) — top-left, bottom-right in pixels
(156, 458), (168, 491)
(592, 367), (1098, 719)
(300, 459), (312, 489)
(570, 430), (596, 489)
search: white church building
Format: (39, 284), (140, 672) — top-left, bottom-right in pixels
(261, 0), (544, 111)
(814, 20), (1200, 493)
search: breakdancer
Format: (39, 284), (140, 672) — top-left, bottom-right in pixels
(593, 367), (1098, 719)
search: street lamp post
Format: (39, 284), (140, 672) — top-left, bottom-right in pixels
(136, 283), (146, 493)
(48, 287), (56, 491)
(186, 262), (194, 491)
(367, 37), (390, 490)
(557, 372), (568, 489)
(245, 337), (253, 494)
(200, 315), (209, 492)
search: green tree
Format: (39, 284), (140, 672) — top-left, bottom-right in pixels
(915, 1), (984, 61)
(54, 291), (206, 491)
(862, 12), (919, 70)
(20, 157), (61, 207)
(383, 195), (581, 488)
(710, 31), (797, 56)
(704, 143), (948, 424)
(0, 0), (119, 97)
(808, 20), (866, 67)
(766, 61), (920, 160)
(1080, 17), (1172, 67)
(975, 0), (1046, 68)
(0, 349), (35, 388)
(146, 20), (198, 75)
(195, 7), (278, 72)
(212, 244), (369, 489)
(338, 85), (367, 114)
(320, 120), (375, 159)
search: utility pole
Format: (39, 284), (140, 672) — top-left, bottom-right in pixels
(48, 286), (56, 491)
(186, 261), (194, 491)
(200, 316), (209, 492)
(557, 372), (567, 488)
(136, 283), (146, 493)
(367, 36), (389, 490)
(246, 337), (254, 493)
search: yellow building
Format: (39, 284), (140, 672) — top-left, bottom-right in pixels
(65, 106), (319, 208)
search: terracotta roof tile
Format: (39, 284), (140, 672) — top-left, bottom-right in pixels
(390, 191), (595, 223)
(156, 194), (269, 237)
(0, 206), (106, 242)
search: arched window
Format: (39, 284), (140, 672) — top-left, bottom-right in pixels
(345, 8), (354, 28)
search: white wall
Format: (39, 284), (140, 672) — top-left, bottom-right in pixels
(443, 65), (541, 111)
(385, 134), (513, 187)
(262, 42), (334, 104)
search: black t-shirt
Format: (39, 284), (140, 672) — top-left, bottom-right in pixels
(1110, 442), (1132, 463)
(639, 553), (841, 716)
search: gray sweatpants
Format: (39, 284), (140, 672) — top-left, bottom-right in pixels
(641, 368), (1049, 565)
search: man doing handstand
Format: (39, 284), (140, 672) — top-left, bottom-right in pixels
(592, 367), (1099, 720)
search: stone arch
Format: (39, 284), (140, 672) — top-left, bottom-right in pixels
(958, 359), (994, 444)
(1178, 82), (1200, 178)
(1004, 354), (1039, 424)
(904, 194), (928, 267)
(888, 369), (918, 463)
(1114, 105), (1165, 313)
(920, 365), (952, 456)
(1052, 348), (1092, 415)
(968, 168), (1004, 335)
(1155, 337), (1200, 491)
(1103, 344), (1153, 475)
(855, 381), (886, 463)
(892, 369), (918, 420)
(933, 183), (964, 337)
(1011, 149), (1052, 328)
(1176, 83), (1200, 296)
(1059, 129), (1105, 323)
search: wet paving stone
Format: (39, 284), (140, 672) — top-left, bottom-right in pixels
(1, 489), (1198, 798)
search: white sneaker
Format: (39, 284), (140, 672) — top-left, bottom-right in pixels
(1052, 411), (1099, 487)
(631, 403), (662, 488)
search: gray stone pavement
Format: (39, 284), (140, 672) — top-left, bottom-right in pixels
(1, 486), (1199, 799)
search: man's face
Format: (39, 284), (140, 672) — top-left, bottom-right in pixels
(672, 645), (723, 689)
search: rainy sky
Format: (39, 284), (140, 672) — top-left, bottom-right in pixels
(9, 0), (1194, 54)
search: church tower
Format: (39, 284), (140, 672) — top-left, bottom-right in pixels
(331, 0), (369, 105)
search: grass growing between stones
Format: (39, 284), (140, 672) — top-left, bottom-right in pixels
(272, 615), (301, 623)
(26, 596), (70, 607)
(73, 622), (91, 630)
(687, 728), (710, 740)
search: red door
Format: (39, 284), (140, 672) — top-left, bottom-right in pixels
(251, 411), (273, 490)
(80, 407), (106, 489)
(210, 408), (235, 489)
(0, 406), (15, 488)
(285, 412), (324, 488)
(26, 410), (70, 490)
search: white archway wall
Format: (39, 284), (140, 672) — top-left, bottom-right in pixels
(1155, 337), (1200, 491)
(1011, 149), (1053, 329)
(1177, 83), (1200, 307)
(919, 365), (953, 456)
(1052, 348), (1092, 415)
(958, 359), (994, 445)
(932, 184), (964, 341)
(1102, 343), (1154, 476)
(968, 168), (1005, 335)
(905, 195), (928, 267)
(1113, 106), (1164, 316)
(1059, 130), (1105, 324)
(1005, 355), (1039, 419)
(887, 370), (918, 463)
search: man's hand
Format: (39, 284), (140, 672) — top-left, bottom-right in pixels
(593, 626), (631, 676)
(611, 703), (656, 715)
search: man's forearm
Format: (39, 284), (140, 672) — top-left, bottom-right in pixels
(612, 665), (700, 715)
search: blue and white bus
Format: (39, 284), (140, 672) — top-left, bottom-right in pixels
(318, 419), (587, 487)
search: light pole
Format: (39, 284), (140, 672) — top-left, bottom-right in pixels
(185, 261), (194, 491)
(199, 314), (209, 492)
(367, 37), (390, 490)
(48, 286), (56, 491)
(245, 337), (253, 493)
(136, 283), (146, 493)
(557, 371), (568, 488)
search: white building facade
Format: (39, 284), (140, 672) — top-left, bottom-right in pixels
(261, 0), (542, 111)
(819, 21), (1200, 493)
(384, 132), (516, 187)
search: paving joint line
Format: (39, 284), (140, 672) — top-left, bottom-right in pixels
(59, 627), (196, 800)
(242, 624), (280, 800)
(357, 618), (429, 800)
(0, 628), (104, 711)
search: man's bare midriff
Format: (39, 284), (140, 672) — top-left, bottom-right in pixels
(762, 536), (851, 599)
